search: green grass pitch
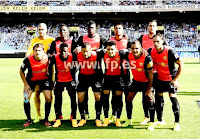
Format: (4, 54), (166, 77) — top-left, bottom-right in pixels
(0, 58), (199, 139)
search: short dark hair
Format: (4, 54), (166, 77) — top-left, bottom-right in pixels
(60, 42), (69, 49)
(106, 40), (116, 47)
(114, 22), (123, 27)
(82, 42), (91, 48)
(149, 19), (157, 23)
(130, 40), (141, 47)
(33, 43), (44, 50)
(59, 23), (68, 32)
(153, 33), (164, 40)
(87, 20), (96, 28)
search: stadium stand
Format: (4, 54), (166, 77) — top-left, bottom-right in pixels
(0, 20), (199, 54)
(0, 0), (28, 6)
(119, 0), (156, 6)
(34, 0), (70, 6)
(76, 0), (112, 6)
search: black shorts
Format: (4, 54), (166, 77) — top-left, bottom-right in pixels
(54, 81), (76, 92)
(128, 79), (148, 93)
(154, 79), (177, 94)
(77, 73), (102, 92)
(103, 75), (124, 91)
(27, 79), (51, 91)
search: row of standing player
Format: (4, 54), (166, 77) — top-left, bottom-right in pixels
(21, 20), (183, 131)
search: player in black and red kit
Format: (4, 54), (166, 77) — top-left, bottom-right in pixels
(76, 42), (103, 127)
(98, 40), (127, 127)
(76, 20), (106, 119)
(20, 43), (52, 127)
(48, 24), (77, 121)
(148, 34), (183, 131)
(109, 22), (131, 123)
(121, 40), (155, 130)
(49, 43), (78, 128)
(48, 23), (76, 56)
(138, 20), (168, 125)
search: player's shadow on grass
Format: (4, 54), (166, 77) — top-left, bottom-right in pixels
(178, 92), (200, 96)
(0, 120), (147, 132)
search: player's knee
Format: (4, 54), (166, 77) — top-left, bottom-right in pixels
(127, 95), (133, 102)
(45, 96), (52, 103)
(78, 95), (84, 103)
(95, 95), (101, 101)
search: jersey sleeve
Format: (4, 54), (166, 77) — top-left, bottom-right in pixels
(100, 36), (107, 49)
(26, 40), (34, 55)
(48, 41), (56, 55)
(145, 55), (153, 70)
(168, 49), (180, 62)
(76, 36), (84, 47)
(147, 48), (152, 56)
(138, 35), (143, 47)
(20, 57), (30, 72)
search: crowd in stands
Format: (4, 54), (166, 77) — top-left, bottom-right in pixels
(0, 21), (199, 53)
(76, 0), (112, 6)
(0, 0), (27, 6)
(34, 0), (70, 6)
(162, 0), (200, 5)
(119, 0), (156, 6)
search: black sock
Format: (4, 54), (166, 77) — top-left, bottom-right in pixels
(84, 90), (89, 114)
(24, 102), (31, 121)
(170, 97), (180, 123)
(103, 94), (110, 118)
(78, 101), (85, 119)
(142, 92), (149, 118)
(148, 100), (155, 122)
(69, 90), (77, 119)
(45, 101), (51, 121)
(126, 100), (132, 119)
(111, 90), (117, 116)
(116, 95), (123, 119)
(95, 100), (101, 120)
(155, 94), (164, 121)
(54, 94), (62, 119)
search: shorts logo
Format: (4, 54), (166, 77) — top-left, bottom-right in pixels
(163, 56), (167, 61)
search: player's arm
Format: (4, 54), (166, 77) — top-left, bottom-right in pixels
(47, 41), (56, 56)
(25, 41), (34, 57)
(48, 56), (55, 83)
(20, 58), (31, 92)
(144, 56), (154, 100)
(100, 36), (107, 49)
(119, 50), (131, 86)
(169, 49), (184, 88)
(73, 36), (83, 54)
(70, 57), (77, 86)
(145, 56), (154, 100)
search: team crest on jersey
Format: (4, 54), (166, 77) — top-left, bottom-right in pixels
(115, 58), (120, 62)
(139, 62), (143, 67)
(163, 56), (167, 61)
